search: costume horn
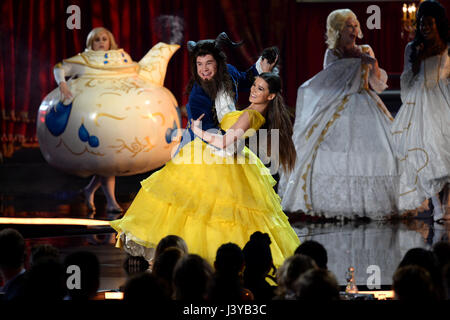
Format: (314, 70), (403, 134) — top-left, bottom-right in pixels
(214, 32), (243, 50)
(187, 41), (197, 53)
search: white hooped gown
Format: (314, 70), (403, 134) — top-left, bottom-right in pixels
(391, 43), (450, 211)
(279, 45), (399, 219)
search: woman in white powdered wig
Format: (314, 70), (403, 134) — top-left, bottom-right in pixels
(278, 9), (399, 220)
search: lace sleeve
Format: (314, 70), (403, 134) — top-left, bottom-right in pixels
(400, 43), (416, 101)
(403, 42), (413, 72)
(323, 49), (339, 69)
(366, 45), (388, 93)
(53, 62), (71, 84)
(53, 61), (85, 85)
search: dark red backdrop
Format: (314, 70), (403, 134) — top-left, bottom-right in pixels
(1, 0), (449, 158)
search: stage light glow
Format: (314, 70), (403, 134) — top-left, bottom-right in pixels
(359, 290), (394, 300)
(0, 217), (111, 226)
(104, 292), (124, 300)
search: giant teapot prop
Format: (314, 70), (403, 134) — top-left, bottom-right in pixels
(37, 43), (181, 177)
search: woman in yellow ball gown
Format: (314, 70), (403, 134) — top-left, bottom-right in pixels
(110, 72), (300, 267)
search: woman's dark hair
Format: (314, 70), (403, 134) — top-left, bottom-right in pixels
(258, 72), (296, 172)
(410, 0), (449, 65)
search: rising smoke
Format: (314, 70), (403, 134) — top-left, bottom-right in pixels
(153, 15), (184, 45)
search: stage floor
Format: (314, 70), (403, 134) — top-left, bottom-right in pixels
(1, 149), (449, 289)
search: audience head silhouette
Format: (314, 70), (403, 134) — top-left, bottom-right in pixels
(243, 232), (274, 277)
(23, 257), (66, 301)
(393, 265), (436, 301)
(214, 242), (244, 275)
(0, 228), (25, 271)
(294, 240), (328, 269)
(398, 247), (443, 299)
(0, 228), (26, 301)
(432, 241), (450, 270)
(209, 243), (249, 301)
(242, 232), (276, 300)
(276, 254), (318, 299)
(152, 247), (184, 297)
(294, 269), (340, 301)
(123, 272), (170, 302)
(64, 251), (100, 300)
(154, 235), (188, 262)
(30, 244), (59, 266)
(173, 254), (213, 301)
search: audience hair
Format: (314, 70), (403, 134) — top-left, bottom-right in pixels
(152, 247), (184, 297)
(30, 244), (60, 266)
(294, 240), (328, 269)
(275, 254), (318, 299)
(398, 247), (444, 299)
(242, 232), (276, 300)
(294, 269), (340, 301)
(173, 254), (214, 301)
(153, 235), (188, 263)
(214, 242), (244, 275)
(432, 241), (450, 270)
(243, 232), (274, 278)
(23, 257), (66, 301)
(209, 243), (248, 301)
(393, 265), (436, 301)
(123, 272), (170, 302)
(443, 263), (450, 300)
(0, 228), (26, 270)
(63, 251), (100, 300)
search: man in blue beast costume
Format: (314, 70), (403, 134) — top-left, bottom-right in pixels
(177, 32), (278, 151)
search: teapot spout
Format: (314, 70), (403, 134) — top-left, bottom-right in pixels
(138, 42), (180, 86)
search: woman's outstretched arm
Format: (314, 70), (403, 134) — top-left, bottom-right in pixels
(191, 111), (252, 149)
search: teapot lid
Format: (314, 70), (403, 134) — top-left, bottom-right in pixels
(64, 49), (138, 70)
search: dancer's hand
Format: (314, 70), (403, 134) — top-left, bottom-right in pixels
(59, 82), (73, 100)
(260, 56), (278, 72)
(361, 53), (376, 66)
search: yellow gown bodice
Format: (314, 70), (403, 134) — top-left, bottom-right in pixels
(219, 109), (266, 137)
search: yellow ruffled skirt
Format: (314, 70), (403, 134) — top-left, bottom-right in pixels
(110, 138), (300, 267)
